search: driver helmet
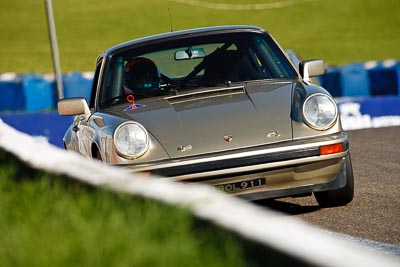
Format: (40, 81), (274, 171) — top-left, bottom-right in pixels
(123, 57), (160, 97)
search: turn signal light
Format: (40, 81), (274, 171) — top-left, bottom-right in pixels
(320, 143), (343, 155)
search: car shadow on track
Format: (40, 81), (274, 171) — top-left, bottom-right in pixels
(253, 199), (321, 215)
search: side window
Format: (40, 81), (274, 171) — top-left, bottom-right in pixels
(89, 58), (103, 108)
(252, 36), (296, 79)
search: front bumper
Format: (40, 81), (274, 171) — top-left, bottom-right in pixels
(122, 132), (350, 200)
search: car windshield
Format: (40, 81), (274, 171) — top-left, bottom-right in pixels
(99, 31), (296, 108)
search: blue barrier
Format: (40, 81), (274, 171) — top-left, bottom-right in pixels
(366, 61), (399, 96)
(320, 66), (342, 97)
(337, 95), (400, 130)
(63, 72), (93, 102)
(0, 112), (73, 148)
(318, 60), (400, 97)
(340, 63), (370, 97)
(0, 72), (93, 112)
(0, 74), (25, 111)
(22, 74), (54, 112)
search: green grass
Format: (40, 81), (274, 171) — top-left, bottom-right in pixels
(0, 0), (399, 73)
(0, 149), (247, 267)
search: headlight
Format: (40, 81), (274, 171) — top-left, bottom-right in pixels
(114, 122), (149, 159)
(302, 93), (338, 130)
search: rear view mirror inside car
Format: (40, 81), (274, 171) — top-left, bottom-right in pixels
(174, 47), (206, 60)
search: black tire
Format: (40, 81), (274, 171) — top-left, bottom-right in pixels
(314, 154), (354, 207)
(92, 146), (103, 161)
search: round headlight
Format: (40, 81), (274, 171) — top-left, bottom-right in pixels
(302, 93), (338, 130)
(114, 122), (149, 159)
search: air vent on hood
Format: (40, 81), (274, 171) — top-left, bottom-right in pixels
(166, 86), (245, 105)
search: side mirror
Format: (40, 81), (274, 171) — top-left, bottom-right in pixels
(58, 97), (91, 120)
(299, 59), (324, 83)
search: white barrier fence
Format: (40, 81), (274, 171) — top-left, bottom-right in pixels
(0, 120), (398, 267)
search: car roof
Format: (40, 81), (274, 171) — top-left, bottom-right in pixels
(103, 25), (267, 56)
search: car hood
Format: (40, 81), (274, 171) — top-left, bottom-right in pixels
(117, 82), (294, 158)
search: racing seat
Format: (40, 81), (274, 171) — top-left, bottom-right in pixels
(203, 49), (266, 83)
(202, 50), (240, 83)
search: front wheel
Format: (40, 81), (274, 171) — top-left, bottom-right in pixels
(91, 146), (103, 162)
(314, 154), (354, 207)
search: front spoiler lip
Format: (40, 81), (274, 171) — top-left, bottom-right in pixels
(119, 132), (349, 180)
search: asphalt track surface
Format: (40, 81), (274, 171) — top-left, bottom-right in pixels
(256, 126), (400, 247)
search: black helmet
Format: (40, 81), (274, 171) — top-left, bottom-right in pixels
(123, 57), (160, 97)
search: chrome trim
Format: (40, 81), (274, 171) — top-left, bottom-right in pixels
(173, 152), (347, 181)
(125, 132), (348, 177)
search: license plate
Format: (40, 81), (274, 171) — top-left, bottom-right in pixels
(214, 178), (266, 193)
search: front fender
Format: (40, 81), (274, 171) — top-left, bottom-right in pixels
(291, 83), (343, 140)
(88, 112), (170, 165)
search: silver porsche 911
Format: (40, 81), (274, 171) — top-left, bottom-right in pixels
(58, 25), (354, 207)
